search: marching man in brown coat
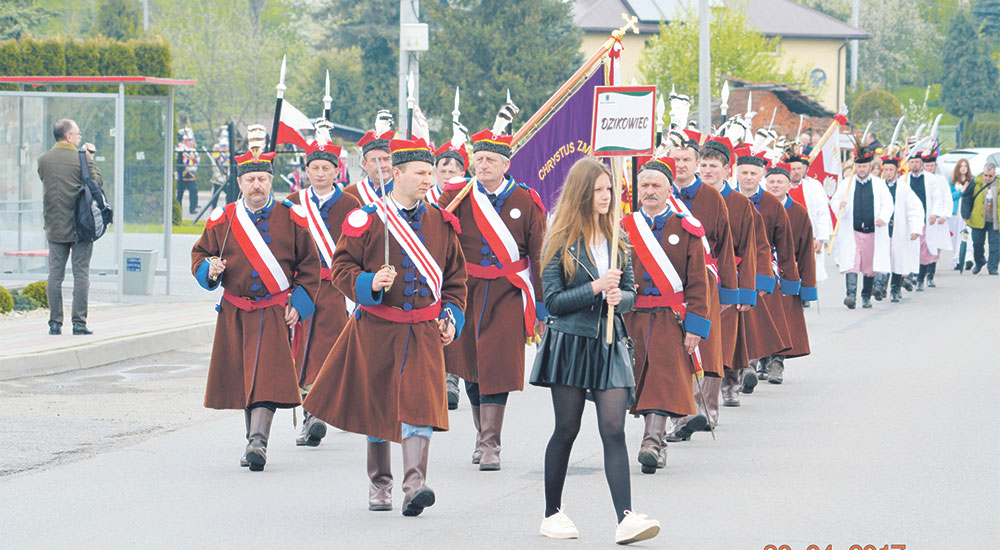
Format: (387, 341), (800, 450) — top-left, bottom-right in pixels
(303, 137), (467, 517)
(438, 120), (547, 472)
(191, 125), (321, 472)
(284, 121), (361, 447)
(623, 156), (711, 474)
(765, 163), (817, 371)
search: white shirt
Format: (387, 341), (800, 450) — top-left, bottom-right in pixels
(310, 186), (337, 207)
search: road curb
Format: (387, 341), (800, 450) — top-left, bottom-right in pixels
(0, 321), (216, 381)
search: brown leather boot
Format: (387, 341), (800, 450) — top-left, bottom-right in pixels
(246, 407), (274, 472)
(478, 404), (505, 471)
(367, 441), (393, 511)
(637, 414), (666, 474)
(401, 436), (435, 516)
(240, 409), (251, 468)
(657, 433), (668, 469)
(471, 405), (484, 464)
(295, 411), (327, 447)
(722, 368), (741, 407)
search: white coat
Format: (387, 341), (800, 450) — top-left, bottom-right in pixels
(886, 178), (926, 275)
(902, 171), (952, 253)
(831, 175), (894, 274)
(796, 176), (833, 281)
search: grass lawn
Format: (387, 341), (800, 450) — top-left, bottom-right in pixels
(124, 221), (206, 234)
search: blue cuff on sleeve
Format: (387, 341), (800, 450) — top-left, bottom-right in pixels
(440, 302), (466, 340)
(535, 301), (549, 320)
(780, 277), (801, 296)
(799, 286), (818, 302)
(354, 273), (384, 307)
(195, 258), (221, 291)
(739, 287), (758, 307)
(289, 285), (315, 320)
(684, 312), (712, 340)
(756, 274), (776, 294)
(718, 286), (740, 305)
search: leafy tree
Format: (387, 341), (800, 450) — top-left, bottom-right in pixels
(0, 0), (53, 40)
(286, 47), (367, 129)
(640, 6), (804, 112)
(794, 0), (949, 90)
(942, 9), (1000, 123)
(152, 0), (305, 140)
(972, 0), (1000, 41)
(419, 0), (582, 143)
(95, 0), (142, 41)
(310, 0), (400, 129)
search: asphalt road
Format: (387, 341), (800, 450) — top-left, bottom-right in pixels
(1, 262), (997, 550)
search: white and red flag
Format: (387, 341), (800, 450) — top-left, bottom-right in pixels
(275, 100), (314, 150)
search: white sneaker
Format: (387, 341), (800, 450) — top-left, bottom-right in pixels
(539, 508), (580, 539)
(615, 510), (660, 545)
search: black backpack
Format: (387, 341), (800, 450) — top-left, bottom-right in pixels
(960, 179), (987, 220)
(73, 150), (113, 242)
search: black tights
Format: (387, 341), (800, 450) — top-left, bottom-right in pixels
(543, 385), (631, 523)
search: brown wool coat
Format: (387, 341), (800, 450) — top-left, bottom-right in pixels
(437, 181), (546, 394)
(742, 208), (791, 360)
(721, 187), (758, 369)
(625, 213), (709, 416)
(38, 142), (103, 243)
(781, 199), (815, 358)
(191, 201), (321, 410)
(286, 189), (361, 390)
(678, 182), (738, 377)
(302, 204), (467, 443)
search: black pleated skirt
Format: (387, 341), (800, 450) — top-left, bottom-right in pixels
(529, 316), (635, 405)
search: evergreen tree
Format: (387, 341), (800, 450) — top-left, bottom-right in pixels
(95, 0), (142, 41)
(941, 10), (1000, 123)
(0, 0), (53, 40)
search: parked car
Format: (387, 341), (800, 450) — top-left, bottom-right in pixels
(937, 148), (1000, 181)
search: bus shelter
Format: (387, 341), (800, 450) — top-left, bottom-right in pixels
(0, 76), (195, 299)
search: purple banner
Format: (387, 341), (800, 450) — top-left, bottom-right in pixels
(509, 69), (605, 210)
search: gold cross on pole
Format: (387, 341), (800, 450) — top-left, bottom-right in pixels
(613, 14), (639, 39)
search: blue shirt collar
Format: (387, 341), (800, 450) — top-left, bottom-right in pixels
(747, 185), (764, 206)
(310, 185), (342, 207)
(477, 176), (514, 199)
(674, 177), (702, 201)
(246, 195), (274, 215)
(720, 181), (734, 198)
(782, 195), (793, 210)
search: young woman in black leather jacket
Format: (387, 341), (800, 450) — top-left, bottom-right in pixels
(529, 157), (660, 544)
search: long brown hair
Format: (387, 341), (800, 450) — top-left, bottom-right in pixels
(952, 158), (972, 185)
(542, 157), (629, 279)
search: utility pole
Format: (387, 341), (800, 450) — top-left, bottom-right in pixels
(698, 0), (711, 132)
(850, 0), (859, 90)
(398, 1), (428, 138)
(143, 0), (149, 31)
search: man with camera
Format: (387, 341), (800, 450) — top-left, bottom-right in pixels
(37, 118), (101, 336)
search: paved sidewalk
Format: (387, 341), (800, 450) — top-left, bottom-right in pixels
(0, 299), (217, 380)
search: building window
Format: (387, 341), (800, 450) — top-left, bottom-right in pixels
(809, 68), (827, 88)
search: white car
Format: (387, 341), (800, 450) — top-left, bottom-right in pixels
(938, 148), (1000, 181)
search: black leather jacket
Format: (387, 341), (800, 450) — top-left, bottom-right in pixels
(542, 239), (636, 339)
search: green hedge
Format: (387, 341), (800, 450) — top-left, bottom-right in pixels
(0, 35), (170, 94)
(966, 121), (1000, 148)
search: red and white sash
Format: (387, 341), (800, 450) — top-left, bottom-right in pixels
(356, 177), (383, 206)
(426, 184), (442, 205)
(624, 212), (705, 378)
(668, 195), (719, 280)
(231, 200), (290, 295)
(623, 212), (684, 297)
(470, 186), (538, 336)
(375, 196), (444, 302)
(298, 189), (336, 267)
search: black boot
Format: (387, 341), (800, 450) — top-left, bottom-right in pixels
(926, 262), (937, 287)
(916, 265), (927, 291)
(844, 273), (858, 309)
(873, 273), (887, 301)
(890, 274), (902, 303)
(902, 274), (915, 291)
(861, 275), (874, 308)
